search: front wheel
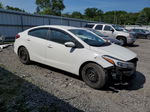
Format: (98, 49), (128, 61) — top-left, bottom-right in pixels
(18, 47), (31, 64)
(81, 63), (108, 89)
(117, 37), (126, 46)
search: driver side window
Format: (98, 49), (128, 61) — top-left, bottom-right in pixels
(104, 25), (113, 31)
(50, 29), (74, 44)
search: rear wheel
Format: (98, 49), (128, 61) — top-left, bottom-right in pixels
(18, 47), (31, 64)
(81, 63), (108, 89)
(147, 35), (150, 40)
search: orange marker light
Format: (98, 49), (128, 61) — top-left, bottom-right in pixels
(103, 57), (115, 65)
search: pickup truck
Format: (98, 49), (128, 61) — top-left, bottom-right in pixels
(85, 23), (136, 45)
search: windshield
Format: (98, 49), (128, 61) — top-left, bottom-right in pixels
(112, 25), (124, 31)
(140, 29), (146, 33)
(133, 29), (145, 33)
(88, 29), (108, 37)
(69, 29), (106, 47)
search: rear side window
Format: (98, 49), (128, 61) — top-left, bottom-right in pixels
(95, 25), (103, 30)
(104, 25), (113, 31)
(84, 24), (94, 28)
(50, 29), (74, 44)
(28, 28), (49, 39)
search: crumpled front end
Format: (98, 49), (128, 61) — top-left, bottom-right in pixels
(106, 58), (138, 83)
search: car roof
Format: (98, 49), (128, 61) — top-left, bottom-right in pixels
(131, 29), (144, 30)
(29, 25), (84, 30)
(86, 23), (112, 26)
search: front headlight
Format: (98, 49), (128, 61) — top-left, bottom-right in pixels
(102, 55), (134, 69)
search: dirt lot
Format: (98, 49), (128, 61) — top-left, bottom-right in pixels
(0, 39), (150, 112)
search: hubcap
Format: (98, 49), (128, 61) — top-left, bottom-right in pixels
(20, 49), (27, 61)
(86, 68), (98, 82)
(119, 39), (124, 45)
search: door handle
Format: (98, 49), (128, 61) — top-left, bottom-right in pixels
(48, 45), (53, 48)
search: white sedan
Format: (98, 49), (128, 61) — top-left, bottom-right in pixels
(14, 25), (138, 89)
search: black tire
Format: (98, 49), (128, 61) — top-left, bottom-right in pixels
(117, 37), (126, 46)
(81, 63), (108, 89)
(18, 47), (31, 64)
(147, 35), (150, 40)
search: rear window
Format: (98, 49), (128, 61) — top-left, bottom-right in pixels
(28, 28), (49, 39)
(95, 25), (103, 30)
(84, 24), (94, 28)
(50, 29), (74, 44)
(104, 25), (113, 31)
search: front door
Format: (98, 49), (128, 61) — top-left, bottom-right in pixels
(45, 28), (83, 72)
(102, 25), (115, 38)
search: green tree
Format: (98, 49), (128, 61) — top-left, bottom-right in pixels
(71, 11), (83, 19)
(103, 11), (128, 25)
(137, 7), (150, 25)
(0, 2), (3, 9)
(136, 13), (148, 25)
(103, 11), (115, 24)
(125, 13), (139, 25)
(36, 6), (40, 14)
(36, 0), (65, 16)
(6, 5), (25, 12)
(62, 12), (71, 18)
(84, 8), (103, 21)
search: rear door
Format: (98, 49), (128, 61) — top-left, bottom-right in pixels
(27, 28), (50, 62)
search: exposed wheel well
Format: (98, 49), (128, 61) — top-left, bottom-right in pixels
(116, 36), (127, 41)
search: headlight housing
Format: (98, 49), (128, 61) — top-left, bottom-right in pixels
(102, 55), (134, 69)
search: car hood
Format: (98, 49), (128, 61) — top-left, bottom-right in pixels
(90, 44), (137, 61)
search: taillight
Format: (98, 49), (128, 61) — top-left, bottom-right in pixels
(15, 34), (20, 39)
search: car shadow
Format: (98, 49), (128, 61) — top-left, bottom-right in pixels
(32, 61), (82, 80)
(32, 62), (146, 92)
(126, 44), (139, 47)
(107, 71), (146, 93)
(0, 66), (83, 112)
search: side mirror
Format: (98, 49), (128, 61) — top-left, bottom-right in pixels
(111, 29), (114, 33)
(64, 42), (76, 48)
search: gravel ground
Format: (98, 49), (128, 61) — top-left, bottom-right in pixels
(0, 39), (150, 112)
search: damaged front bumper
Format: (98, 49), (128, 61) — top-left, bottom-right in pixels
(107, 58), (138, 83)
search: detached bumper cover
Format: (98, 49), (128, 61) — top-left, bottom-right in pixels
(109, 58), (138, 82)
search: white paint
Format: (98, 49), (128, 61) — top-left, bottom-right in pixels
(14, 25), (137, 75)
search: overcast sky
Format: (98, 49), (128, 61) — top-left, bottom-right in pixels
(1, 0), (150, 13)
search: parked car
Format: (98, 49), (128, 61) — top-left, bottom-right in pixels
(85, 23), (136, 45)
(143, 29), (150, 34)
(129, 29), (150, 39)
(14, 25), (138, 89)
(143, 29), (150, 39)
(87, 29), (123, 45)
